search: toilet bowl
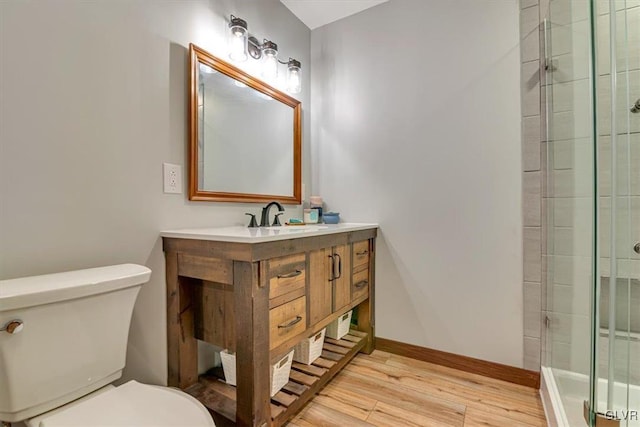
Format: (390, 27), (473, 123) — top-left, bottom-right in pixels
(0, 264), (215, 426)
(25, 381), (214, 427)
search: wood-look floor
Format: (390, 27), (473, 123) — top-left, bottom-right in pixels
(286, 350), (548, 427)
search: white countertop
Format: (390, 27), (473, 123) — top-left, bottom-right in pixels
(160, 223), (378, 243)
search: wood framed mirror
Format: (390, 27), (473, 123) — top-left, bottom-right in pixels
(188, 43), (301, 203)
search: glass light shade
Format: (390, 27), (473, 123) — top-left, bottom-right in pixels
(228, 17), (248, 62)
(287, 60), (301, 94)
(262, 47), (278, 80)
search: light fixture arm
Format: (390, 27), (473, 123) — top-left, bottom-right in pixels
(247, 36), (262, 59)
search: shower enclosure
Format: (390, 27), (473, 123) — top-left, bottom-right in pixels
(542, 0), (639, 426)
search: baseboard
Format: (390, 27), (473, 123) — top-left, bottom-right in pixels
(375, 337), (541, 389)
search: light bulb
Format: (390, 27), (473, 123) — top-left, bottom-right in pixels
(287, 59), (301, 94)
(228, 16), (248, 62)
(261, 41), (278, 80)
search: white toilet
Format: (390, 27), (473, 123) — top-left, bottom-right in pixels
(0, 264), (215, 427)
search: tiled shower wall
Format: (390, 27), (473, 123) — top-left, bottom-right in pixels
(520, 0), (546, 371)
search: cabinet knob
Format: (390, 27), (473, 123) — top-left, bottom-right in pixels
(634, 242), (640, 254)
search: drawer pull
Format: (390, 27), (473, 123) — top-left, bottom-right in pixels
(356, 250), (369, 256)
(278, 316), (303, 329)
(277, 270), (302, 279)
(328, 255), (335, 281)
(354, 280), (368, 289)
(335, 253), (342, 279)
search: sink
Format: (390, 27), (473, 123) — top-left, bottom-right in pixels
(265, 225), (330, 232)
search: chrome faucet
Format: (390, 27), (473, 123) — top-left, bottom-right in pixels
(260, 201), (285, 227)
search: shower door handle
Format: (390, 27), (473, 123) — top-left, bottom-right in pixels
(634, 242), (640, 254)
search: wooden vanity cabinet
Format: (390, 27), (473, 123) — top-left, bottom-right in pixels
(308, 244), (351, 324)
(163, 227), (376, 427)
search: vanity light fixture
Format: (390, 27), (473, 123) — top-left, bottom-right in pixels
(228, 15), (248, 62)
(286, 58), (301, 94)
(261, 40), (278, 80)
(227, 15), (302, 94)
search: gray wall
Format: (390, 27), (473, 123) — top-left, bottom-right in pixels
(311, 0), (524, 367)
(0, 0), (310, 385)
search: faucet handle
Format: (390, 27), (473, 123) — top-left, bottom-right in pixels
(272, 213), (284, 227)
(245, 213), (258, 228)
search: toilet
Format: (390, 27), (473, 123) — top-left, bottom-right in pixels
(0, 264), (215, 427)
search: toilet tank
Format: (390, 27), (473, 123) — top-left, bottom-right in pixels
(0, 264), (151, 422)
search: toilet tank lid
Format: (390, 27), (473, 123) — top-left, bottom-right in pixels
(0, 264), (151, 311)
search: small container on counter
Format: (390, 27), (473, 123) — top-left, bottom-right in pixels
(303, 208), (318, 224)
(323, 212), (340, 224)
(310, 196), (323, 223)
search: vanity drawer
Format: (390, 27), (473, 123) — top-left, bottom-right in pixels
(352, 268), (369, 301)
(268, 253), (306, 300)
(270, 296), (306, 350)
(352, 240), (370, 271)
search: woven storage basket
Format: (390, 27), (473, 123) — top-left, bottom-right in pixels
(270, 350), (294, 396)
(293, 328), (326, 364)
(220, 349), (237, 386)
(325, 310), (352, 339)
(220, 349), (294, 397)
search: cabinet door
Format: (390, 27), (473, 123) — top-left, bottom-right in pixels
(308, 248), (332, 324)
(332, 244), (351, 312)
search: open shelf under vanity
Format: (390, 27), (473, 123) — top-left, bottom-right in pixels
(186, 330), (368, 425)
(161, 224), (377, 426)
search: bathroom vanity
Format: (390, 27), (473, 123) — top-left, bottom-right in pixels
(161, 223), (377, 427)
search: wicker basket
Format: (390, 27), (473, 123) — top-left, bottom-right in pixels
(220, 349), (237, 386)
(270, 350), (294, 396)
(293, 328), (326, 364)
(325, 310), (352, 339)
(220, 349), (295, 397)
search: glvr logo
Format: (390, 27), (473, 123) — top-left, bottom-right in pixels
(605, 410), (639, 421)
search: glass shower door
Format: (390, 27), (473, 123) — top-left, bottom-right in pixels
(593, 0), (639, 425)
(543, 1), (598, 425)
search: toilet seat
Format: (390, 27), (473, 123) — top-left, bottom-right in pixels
(28, 380), (215, 427)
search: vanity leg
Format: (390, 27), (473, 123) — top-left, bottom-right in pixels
(234, 261), (270, 427)
(165, 251), (198, 388)
(358, 238), (376, 354)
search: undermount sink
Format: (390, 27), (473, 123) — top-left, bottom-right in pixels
(265, 225), (330, 232)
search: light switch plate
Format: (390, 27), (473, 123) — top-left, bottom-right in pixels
(163, 163), (182, 194)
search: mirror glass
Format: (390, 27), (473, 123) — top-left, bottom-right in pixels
(189, 44), (301, 203)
